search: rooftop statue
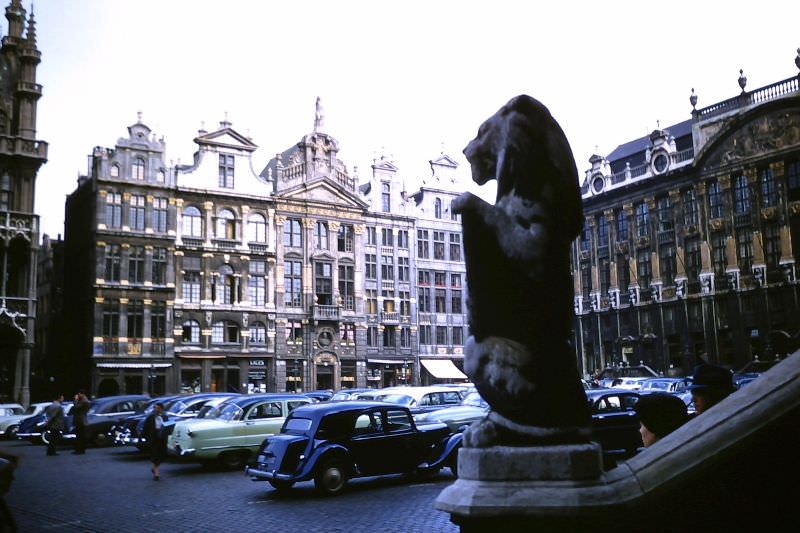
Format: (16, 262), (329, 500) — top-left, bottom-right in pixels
(452, 95), (591, 446)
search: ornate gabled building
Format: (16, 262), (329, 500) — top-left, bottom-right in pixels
(65, 116), (176, 395)
(172, 118), (275, 394)
(572, 55), (800, 378)
(0, 1), (46, 405)
(406, 153), (468, 384)
(261, 102), (372, 392)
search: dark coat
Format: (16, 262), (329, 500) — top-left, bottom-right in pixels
(71, 398), (90, 427)
(44, 401), (65, 431)
(144, 413), (169, 464)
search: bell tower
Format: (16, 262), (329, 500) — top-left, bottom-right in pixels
(0, 0), (48, 406)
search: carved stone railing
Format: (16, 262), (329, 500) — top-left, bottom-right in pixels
(313, 304), (339, 320)
(282, 163), (306, 180)
(381, 311), (399, 323)
(180, 236), (203, 247)
(697, 76), (800, 120)
(0, 211), (38, 242)
(0, 136), (48, 159)
(672, 147), (695, 164)
(212, 238), (240, 250)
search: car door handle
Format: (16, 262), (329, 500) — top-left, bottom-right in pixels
(245, 421), (255, 425)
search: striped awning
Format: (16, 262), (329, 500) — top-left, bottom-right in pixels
(420, 359), (467, 380)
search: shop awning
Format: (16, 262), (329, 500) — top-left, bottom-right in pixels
(420, 359), (467, 380)
(367, 359), (406, 365)
(96, 363), (172, 369)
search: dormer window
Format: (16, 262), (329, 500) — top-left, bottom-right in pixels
(110, 164), (120, 178)
(219, 154), (235, 188)
(156, 168), (166, 183)
(434, 198), (442, 219)
(381, 182), (390, 212)
(132, 157), (145, 180)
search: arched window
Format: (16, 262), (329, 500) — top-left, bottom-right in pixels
(110, 164), (120, 178)
(132, 157), (145, 180)
(434, 198), (442, 219)
(249, 321), (266, 344)
(156, 168), (166, 183)
(314, 221), (328, 249)
(247, 213), (267, 243)
(182, 320), (200, 344)
(183, 206), (203, 237)
(217, 209), (236, 240)
(216, 264), (236, 304)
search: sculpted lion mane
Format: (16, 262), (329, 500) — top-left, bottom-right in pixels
(453, 95), (590, 445)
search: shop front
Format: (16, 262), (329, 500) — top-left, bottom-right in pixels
(419, 358), (467, 385)
(367, 358), (413, 388)
(175, 355), (246, 394)
(94, 362), (173, 397)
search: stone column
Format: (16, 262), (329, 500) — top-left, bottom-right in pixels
(175, 198), (184, 245)
(204, 201), (214, 246)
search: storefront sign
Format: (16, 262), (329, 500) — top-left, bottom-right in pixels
(249, 359), (266, 380)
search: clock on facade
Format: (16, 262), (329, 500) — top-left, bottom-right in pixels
(653, 153), (669, 173)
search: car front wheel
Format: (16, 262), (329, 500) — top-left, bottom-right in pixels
(315, 460), (348, 495)
(5, 425), (18, 439)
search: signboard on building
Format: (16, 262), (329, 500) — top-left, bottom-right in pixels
(248, 359), (266, 380)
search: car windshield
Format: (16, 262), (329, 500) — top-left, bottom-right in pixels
(283, 417), (313, 435)
(642, 381), (669, 391)
(381, 394), (413, 406)
(216, 404), (244, 421)
(462, 392), (488, 408)
(330, 391), (353, 401)
(169, 400), (189, 414)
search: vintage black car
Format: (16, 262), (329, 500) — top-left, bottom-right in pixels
(586, 388), (642, 460)
(246, 401), (462, 495)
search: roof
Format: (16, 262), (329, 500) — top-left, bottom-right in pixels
(606, 119), (692, 163)
(290, 401), (396, 419)
(229, 394), (308, 408)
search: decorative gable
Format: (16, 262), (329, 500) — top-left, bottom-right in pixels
(275, 178), (369, 209)
(195, 128), (257, 152)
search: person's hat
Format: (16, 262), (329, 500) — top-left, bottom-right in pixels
(634, 393), (688, 439)
(688, 364), (734, 393)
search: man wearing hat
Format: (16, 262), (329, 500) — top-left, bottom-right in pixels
(634, 393), (689, 447)
(688, 363), (735, 415)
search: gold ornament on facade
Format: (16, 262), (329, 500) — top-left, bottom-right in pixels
(274, 215), (286, 225)
(709, 218), (725, 231)
(636, 235), (650, 248)
(615, 241), (629, 255)
(719, 175), (731, 189)
(623, 203), (634, 217)
(302, 218), (316, 229)
(353, 224), (365, 235)
(603, 209), (615, 221)
(328, 221), (341, 232)
(789, 201), (800, 215)
(761, 207), (778, 220)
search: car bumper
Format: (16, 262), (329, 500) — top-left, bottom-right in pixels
(168, 445), (196, 458)
(245, 466), (293, 482)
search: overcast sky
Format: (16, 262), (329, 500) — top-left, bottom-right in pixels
(28, 0), (800, 238)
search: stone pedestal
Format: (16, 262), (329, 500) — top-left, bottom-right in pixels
(436, 443), (625, 531)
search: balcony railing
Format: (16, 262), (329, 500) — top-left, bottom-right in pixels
(248, 243), (269, 254)
(180, 236), (204, 247)
(212, 238), (240, 249)
(0, 135), (48, 159)
(150, 341), (166, 355)
(0, 211), (38, 240)
(697, 76), (799, 121)
(313, 304), (340, 320)
(734, 212), (752, 226)
(381, 311), (399, 323)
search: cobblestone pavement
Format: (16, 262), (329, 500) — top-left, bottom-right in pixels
(2, 439), (458, 532)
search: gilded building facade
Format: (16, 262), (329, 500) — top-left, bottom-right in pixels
(572, 59), (800, 377)
(0, 1), (46, 405)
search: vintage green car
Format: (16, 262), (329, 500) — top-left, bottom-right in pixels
(167, 394), (311, 468)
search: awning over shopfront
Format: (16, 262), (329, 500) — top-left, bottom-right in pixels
(96, 363), (172, 369)
(420, 359), (467, 380)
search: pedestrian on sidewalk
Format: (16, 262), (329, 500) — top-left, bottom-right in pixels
(71, 391), (90, 454)
(44, 394), (65, 456)
(143, 403), (168, 480)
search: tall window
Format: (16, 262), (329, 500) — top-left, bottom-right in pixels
(733, 174), (750, 214)
(434, 271), (446, 287)
(381, 182), (391, 212)
(315, 262), (333, 305)
(450, 201), (459, 221)
(759, 167), (777, 208)
(433, 231), (445, 260)
(708, 181), (725, 219)
(106, 192), (122, 228)
(215, 265), (236, 304)
(637, 249), (651, 290)
(341, 323), (355, 344)
(338, 224), (354, 252)
(736, 228), (753, 274)
(104, 244), (121, 282)
(635, 202), (649, 237)
(449, 233), (462, 261)
(182, 320), (200, 344)
(109, 165), (119, 178)
(219, 154), (235, 188)
(417, 230), (429, 259)
(434, 198), (443, 219)
(400, 327), (411, 348)
(249, 322), (266, 345)
(581, 263), (591, 299)
(156, 169), (165, 183)
(617, 256), (630, 293)
(367, 325), (378, 347)
(599, 257), (610, 294)
(383, 326), (396, 348)
(452, 327), (464, 346)
(398, 230), (409, 249)
(365, 289), (378, 315)
(764, 225), (781, 270)
(682, 189), (698, 226)
(685, 237), (701, 283)
(150, 301), (166, 339)
(597, 216), (609, 248)
(382, 290), (395, 313)
(381, 255), (394, 280)
(365, 254), (377, 280)
(419, 325), (432, 346)
(418, 270), (431, 312)
(284, 218), (302, 248)
(248, 213), (267, 243)
(102, 299), (119, 337)
(381, 228), (394, 247)
(436, 326), (447, 345)
(152, 247), (167, 285)
(216, 209), (236, 239)
(128, 246), (145, 284)
(366, 226), (377, 245)
(616, 210), (628, 241)
(712, 234), (727, 277)
(787, 159), (800, 202)
(435, 289), (446, 313)
(286, 320), (303, 344)
(339, 264), (355, 310)
(132, 157), (145, 180)
(182, 256), (201, 303)
(580, 220), (591, 252)
(213, 320), (239, 343)
(130, 194), (146, 231)
(399, 291), (410, 316)
(183, 206), (202, 237)
(398, 257), (409, 281)
(451, 287), (462, 314)
(657, 196), (673, 232)
(659, 243), (676, 286)
(152, 197), (168, 233)
(0, 173), (10, 210)
(249, 260), (266, 305)
(284, 260), (302, 307)
(314, 221), (328, 249)
(127, 300), (144, 338)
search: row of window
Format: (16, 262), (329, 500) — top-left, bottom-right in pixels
(105, 193), (169, 232)
(181, 206), (267, 242)
(417, 230), (461, 261)
(109, 158), (166, 183)
(282, 219), (355, 251)
(417, 325), (464, 346)
(181, 258), (269, 305)
(101, 299), (167, 338)
(180, 319), (273, 345)
(104, 245), (168, 284)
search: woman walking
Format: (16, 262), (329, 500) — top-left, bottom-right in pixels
(143, 403), (168, 480)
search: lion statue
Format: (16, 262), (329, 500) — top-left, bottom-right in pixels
(452, 95), (591, 447)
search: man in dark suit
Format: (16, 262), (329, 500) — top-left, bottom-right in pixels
(44, 394), (65, 456)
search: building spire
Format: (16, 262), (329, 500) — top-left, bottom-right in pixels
(314, 96), (325, 132)
(24, 3), (36, 46)
(5, 0), (26, 39)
